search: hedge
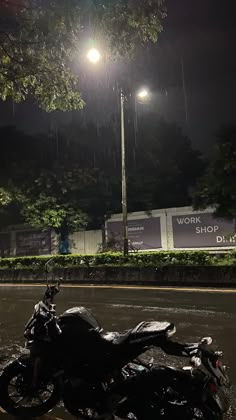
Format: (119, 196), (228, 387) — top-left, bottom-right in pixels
(0, 250), (235, 270)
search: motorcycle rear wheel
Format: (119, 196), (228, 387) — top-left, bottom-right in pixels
(117, 405), (223, 420)
(0, 361), (61, 417)
(116, 393), (223, 420)
(164, 404), (223, 420)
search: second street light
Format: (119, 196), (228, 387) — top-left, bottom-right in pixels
(87, 48), (150, 256)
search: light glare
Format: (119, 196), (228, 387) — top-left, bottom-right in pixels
(87, 48), (101, 64)
(137, 89), (149, 98)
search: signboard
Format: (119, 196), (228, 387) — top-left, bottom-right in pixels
(107, 218), (162, 251)
(0, 233), (11, 257)
(172, 213), (236, 248)
(16, 230), (51, 256)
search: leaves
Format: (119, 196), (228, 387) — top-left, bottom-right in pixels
(1, 250), (236, 270)
(0, 118), (204, 233)
(0, 0), (166, 110)
(0, 187), (12, 207)
(15, 167), (93, 234)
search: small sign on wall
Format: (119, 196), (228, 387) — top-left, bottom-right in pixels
(16, 230), (51, 256)
(107, 217), (162, 251)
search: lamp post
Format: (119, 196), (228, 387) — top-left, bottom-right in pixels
(121, 88), (150, 256)
(120, 88), (128, 256)
(87, 48), (150, 256)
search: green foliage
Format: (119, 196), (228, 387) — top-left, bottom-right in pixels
(94, 0), (166, 56)
(0, 0), (165, 111)
(15, 166), (98, 235)
(1, 250), (235, 271)
(0, 187), (13, 207)
(0, 0), (85, 111)
(128, 118), (204, 210)
(0, 187), (21, 230)
(0, 120), (204, 232)
(193, 125), (236, 220)
(220, 248), (236, 266)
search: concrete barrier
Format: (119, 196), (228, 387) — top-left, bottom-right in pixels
(0, 266), (235, 287)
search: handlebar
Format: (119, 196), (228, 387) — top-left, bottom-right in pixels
(43, 281), (61, 306)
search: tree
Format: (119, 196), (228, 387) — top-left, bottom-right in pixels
(193, 125), (236, 220)
(0, 185), (24, 231)
(15, 166), (99, 238)
(0, 119), (204, 236)
(0, 187), (12, 207)
(126, 116), (204, 211)
(0, 0), (166, 111)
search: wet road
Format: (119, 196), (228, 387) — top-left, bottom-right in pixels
(0, 285), (235, 419)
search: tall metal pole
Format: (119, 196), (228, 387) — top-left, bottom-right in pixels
(120, 89), (129, 256)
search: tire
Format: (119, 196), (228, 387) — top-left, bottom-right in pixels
(162, 383), (224, 420)
(0, 359), (61, 417)
(117, 402), (223, 420)
(157, 393), (223, 420)
(163, 404), (223, 420)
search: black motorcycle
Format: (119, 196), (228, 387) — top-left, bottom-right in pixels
(0, 281), (230, 419)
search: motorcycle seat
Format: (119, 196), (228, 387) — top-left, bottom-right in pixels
(129, 321), (176, 342)
(101, 321), (176, 346)
(101, 330), (132, 345)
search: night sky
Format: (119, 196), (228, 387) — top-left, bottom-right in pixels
(0, 0), (236, 152)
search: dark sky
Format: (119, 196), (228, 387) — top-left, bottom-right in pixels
(0, 0), (236, 152)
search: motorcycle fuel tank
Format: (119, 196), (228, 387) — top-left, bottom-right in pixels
(57, 307), (108, 368)
(59, 306), (101, 331)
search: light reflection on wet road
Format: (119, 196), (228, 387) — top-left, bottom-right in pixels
(0, 285), (235, 419)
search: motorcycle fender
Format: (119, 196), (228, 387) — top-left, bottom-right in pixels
(206, 387), (229, 414)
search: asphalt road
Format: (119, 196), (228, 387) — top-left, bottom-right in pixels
(0, 284), (235, 419)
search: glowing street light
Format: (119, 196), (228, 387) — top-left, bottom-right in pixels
(137, 88), (149, 99)
(86, 48), (150, 255)
(87, 48), (101, 64)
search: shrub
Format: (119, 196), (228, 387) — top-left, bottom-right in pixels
(0, 250), (234, 270)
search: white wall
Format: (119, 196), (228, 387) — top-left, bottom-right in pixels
(106, 206), (236, 251)
(69, 230), (103, 254)
(1, 207), (235, 256)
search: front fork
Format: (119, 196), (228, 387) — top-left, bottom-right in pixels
(32, 357), (41, 388)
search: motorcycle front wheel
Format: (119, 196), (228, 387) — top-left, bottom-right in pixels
(0, 360), (61, 417)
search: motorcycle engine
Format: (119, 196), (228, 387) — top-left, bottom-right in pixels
(63, 377), (106, 414)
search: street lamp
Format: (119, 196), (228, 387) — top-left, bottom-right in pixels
(87, 47), (101, 64)
(120, 88), (150, 256)
(87, 48), (150, 256)
(120, 88), (128, 256)
(137, 88), (149, 99)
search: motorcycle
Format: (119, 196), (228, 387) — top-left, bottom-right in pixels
(0, 279), (230, 419)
